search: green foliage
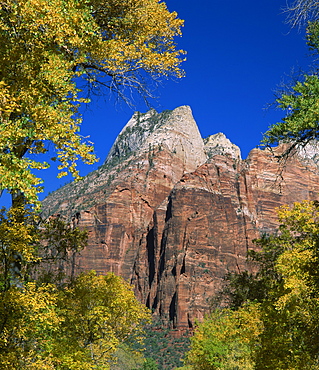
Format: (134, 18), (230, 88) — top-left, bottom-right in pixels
(0, 207), (88, 290)
(57, 271), (151, 367)
(262, 74), (319, 149)
(0, 1), (183, 367)
(141, 358), (159, 370)
(110, 344), (145, 370)
(262, 8), (319, 152)
(183, 304), (262, 370)
(0, 206), (151, 369)
(130, 320), (190, 370)
(0, 270), (151, 369)
(185, 200), (319, 370)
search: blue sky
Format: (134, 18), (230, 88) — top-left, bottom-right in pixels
(0, 0), (313, 207)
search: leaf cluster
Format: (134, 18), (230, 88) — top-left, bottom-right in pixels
(129, 319), (190, 370)
(261, 2), (319, 157)
(0, 0), (185, 206)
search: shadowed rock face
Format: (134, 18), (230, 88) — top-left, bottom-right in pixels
(42, 106), (319, 330)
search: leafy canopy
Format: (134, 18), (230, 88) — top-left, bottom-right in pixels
(0, 1), (181, 367)
(182, 303), (262, 370)
(0, 271), (151, 369)
(0, 208), (151, 369)
(0, 0), (184, 205)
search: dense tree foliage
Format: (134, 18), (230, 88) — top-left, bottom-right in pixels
(180, 304), (262, 370)
(181, 201), (319, 369)
(0, 0), (184, 206)
(131, 319), (190, 369)
(0, 270), (151, 369)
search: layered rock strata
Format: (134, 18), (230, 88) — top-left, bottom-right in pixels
(42, 106), (319, 331)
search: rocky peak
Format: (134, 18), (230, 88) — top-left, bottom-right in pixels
(41, 105), (319, 332)
(105, 105), (207, 173)
(105, 108), (167, 165)
(204, 132), (241, 160)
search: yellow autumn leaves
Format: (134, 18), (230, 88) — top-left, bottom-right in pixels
(0, 0), (184, 206)
(0, 272), (151, 369)
(0, 205), (151, 369)
(0, 1), (182, 368)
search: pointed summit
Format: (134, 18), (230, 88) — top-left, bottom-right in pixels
(105, 106), (207, 173)
(204, 132), (241, 160)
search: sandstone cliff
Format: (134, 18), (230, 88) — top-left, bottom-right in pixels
(42, 105), (319, 331)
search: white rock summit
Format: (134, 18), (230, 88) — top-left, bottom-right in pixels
(204, 132), (241, 160)
(106, 105), (207, 173)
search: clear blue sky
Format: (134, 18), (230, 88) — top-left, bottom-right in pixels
(0, 0), (312, 207)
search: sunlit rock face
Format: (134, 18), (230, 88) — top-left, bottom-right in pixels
(42, 106), (319, 331)
(204, 132), (241, 160)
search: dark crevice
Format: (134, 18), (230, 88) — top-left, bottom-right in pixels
(146, 227), (155, 287)
(169, 292), (177, 325)
(180, 255), (186, 274)
(159, 231), (167, 278)
(146, 293), (150, 309)
(165, 196), (173, 223)
(152, 294), (158, 310)
(172, 265), (176, 276)
(158, 197), (172, 279)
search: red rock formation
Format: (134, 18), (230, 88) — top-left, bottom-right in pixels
(150, 147), (319, 330)
(42, 107), (319, 331)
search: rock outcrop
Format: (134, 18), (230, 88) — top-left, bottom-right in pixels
(42, 105), (319, 331)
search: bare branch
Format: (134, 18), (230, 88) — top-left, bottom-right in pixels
(284, 0), (319, 28)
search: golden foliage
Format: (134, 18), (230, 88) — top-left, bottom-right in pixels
(0, 271), (151, 369)
(0, 283), (61, 369)
(0, 206), (151, 368)
(0, 0), (184, 205)
(56, 271), (151, 368)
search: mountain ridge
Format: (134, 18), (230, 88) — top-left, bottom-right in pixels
(42, 106), (319, 330)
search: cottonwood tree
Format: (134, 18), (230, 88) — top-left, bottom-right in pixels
(0, 0), (184, 284)
(0, 270), (151, 369)
(180, 304), (262, 370)
(0, 0), (184, 207)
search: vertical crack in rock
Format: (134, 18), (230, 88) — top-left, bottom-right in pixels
(169, 292), (177, 327)
(180, 255), (186, 275)
(159, 230), (167, 279)
(165, 196), (173, 223)
(146, 226), (155, 288)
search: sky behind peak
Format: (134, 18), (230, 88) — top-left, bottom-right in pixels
(0, 0), (313, 207)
